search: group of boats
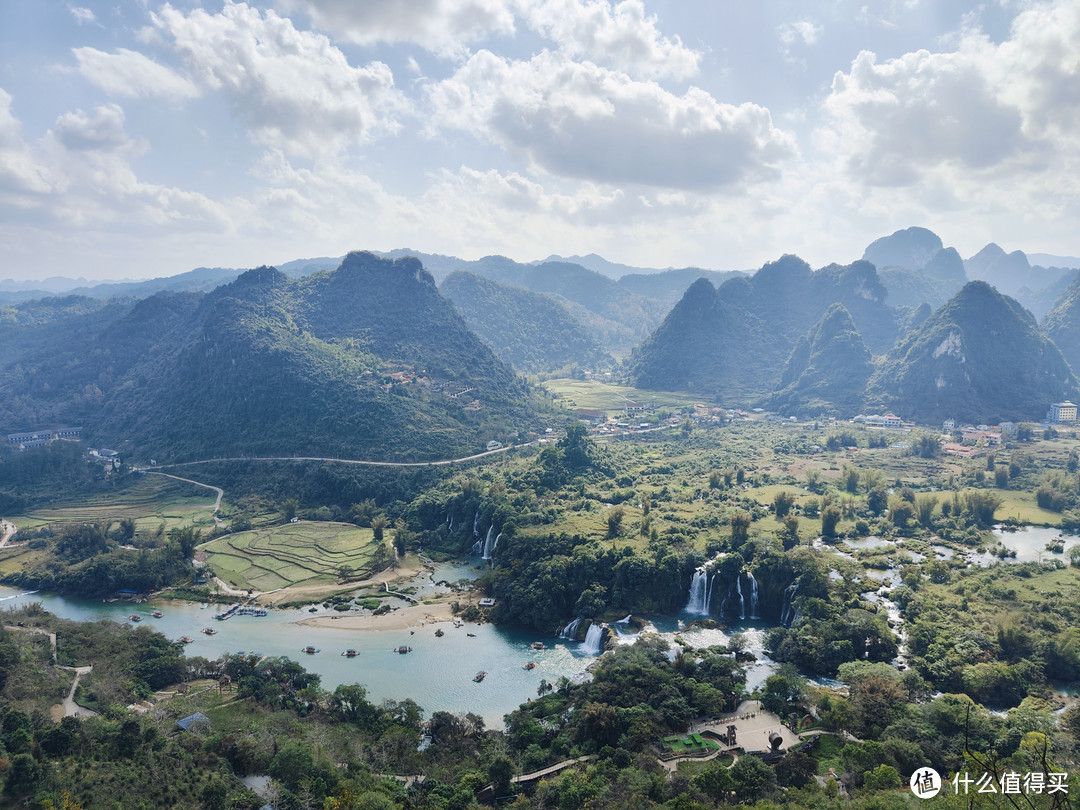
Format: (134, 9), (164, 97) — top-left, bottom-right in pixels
(128, 610), (166, 622)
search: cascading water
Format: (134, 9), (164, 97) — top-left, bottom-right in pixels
(491, 532), (502, 554)
(472, 513), (480, 537)
(481, 526), (495, 560)
(736, 574), (745, 620)
(448, 515), (453, 531)
(684, 568), (713, 615)
(747, 571), (759, 620)
(582, 623), (605, 655)
(470, 538), (484, 556)
(780, 581), (801, 626)
(559, 616), (583, 639)
(616, 614), (632, 624)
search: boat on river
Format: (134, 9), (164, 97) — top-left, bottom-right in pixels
(473, 671), (487, 682)
(202, 627), (216, 635)
(530, 641), (544, 649)
(151, 610), (163, 618)
(302, 646), (319, 654)
(128, 614), (141, 622)
(394, 646), (412, 654)
(179, 636), (194, 643)
(523, 661), (538, 670)
(342, 649), (358, 657)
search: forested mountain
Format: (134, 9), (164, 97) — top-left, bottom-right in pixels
(866, 281), (1077, 423)
(627, 256), (899, 401)
(1043, 275), (1080, 376)
(0, 253), (534, 462)
(442, 256), (669, 353)
(860, 227), (966, 309)
(616, 267), (745, 308)
(761, 304), (874, 417)
(440, 271), (612, 373)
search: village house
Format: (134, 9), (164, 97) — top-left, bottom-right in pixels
(1049, 402), (1077, 423)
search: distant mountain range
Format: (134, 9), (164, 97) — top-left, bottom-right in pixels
(0, 253), (533, 462)
(4, 229), (1080, 434)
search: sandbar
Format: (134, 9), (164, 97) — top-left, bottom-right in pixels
(296, 601), (457, 631)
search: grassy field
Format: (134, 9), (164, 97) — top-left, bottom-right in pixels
(199, 521), (381, 592)
(544, 378), (704, 414)
(4, 474), (220, 534)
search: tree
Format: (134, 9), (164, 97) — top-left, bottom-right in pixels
(559, 423), (593, 471)
(606, 506), (625, 538)
(488, 755), (515, 797)
(773, 491), (796, 518)
(863, 763), (902, 791)
(780, 514), (800, 550)
(693, 761), (735, 802)
(730, 753), (776, 801)
(821, 505), (842, 539)
(371, 515), (387, 542)
(282, 499), (299, 521)
(776, 750), (817, 787)
(730, 512), (751, 547)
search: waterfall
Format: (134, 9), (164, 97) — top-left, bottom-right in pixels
(736, 574), (744, 620)
(491, 532), (502, 554)
(718, 582), (729, 616)
(582, 623), (606, 655)
(470, 538), (484, 556)
(747, 571), (759, 620)
(448, 515), (453, 531)
(684, 568), (712, 615)
(616, 614), (632, 624)
(559, 616), (582, 639)
(472, 512), (480, 537)
(481, 526), (495, 560)
(781, 581), (801, 626)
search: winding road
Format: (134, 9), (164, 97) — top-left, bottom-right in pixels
(147, 443), (521, 471)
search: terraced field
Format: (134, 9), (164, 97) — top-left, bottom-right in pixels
(199, 521), (380, 592)
(8, 475), (219, 533)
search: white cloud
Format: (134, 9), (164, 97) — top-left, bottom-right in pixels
(53, 104), (140, 153)
(821, 0), (1080, 188)
(72, 47), (200, 100)
(68, 5), (95, 25)
(275, 0), (516, 55)
(779, 20), (822, 48)
(522, 0), (699, 80)
(0, 89), (56, 197)
(426, 50), (794, 190)
(151, 1), (408, 157)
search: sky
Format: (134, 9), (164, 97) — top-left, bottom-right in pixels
(0, 0), (1078, 281)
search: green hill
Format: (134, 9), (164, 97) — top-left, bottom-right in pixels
(627, 256), (899, 402)
(440, 271), (612, 373)
(1043, 275), (1080, 376)
(867, 281), (1077, 423)
(0, 253), (535, 462)
(761, 304), (874, 417)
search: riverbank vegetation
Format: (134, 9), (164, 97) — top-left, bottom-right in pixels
(3, 416), (1080, 806)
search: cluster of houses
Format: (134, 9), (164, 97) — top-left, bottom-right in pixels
(6, 426), (82, 450)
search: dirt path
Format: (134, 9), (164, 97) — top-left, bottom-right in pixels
(59, 665), (97, 719)
(144, 471), (224, 526)
(0, 519), (17, 548)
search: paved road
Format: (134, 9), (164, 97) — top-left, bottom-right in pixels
(61, 666), (98, 718)
(147, 443), (522, 471)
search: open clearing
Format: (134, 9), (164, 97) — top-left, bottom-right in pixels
(544, 378), (703, 414)
(5, 475), (219, 534)
(199, 521), (380, 592)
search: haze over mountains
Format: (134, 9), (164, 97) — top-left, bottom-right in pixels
(3, 228), (1080, 460)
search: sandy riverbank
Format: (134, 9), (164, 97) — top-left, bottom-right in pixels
(295, 601), (457, 631)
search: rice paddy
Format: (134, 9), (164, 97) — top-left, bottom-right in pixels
(199, 521), (381, 592)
